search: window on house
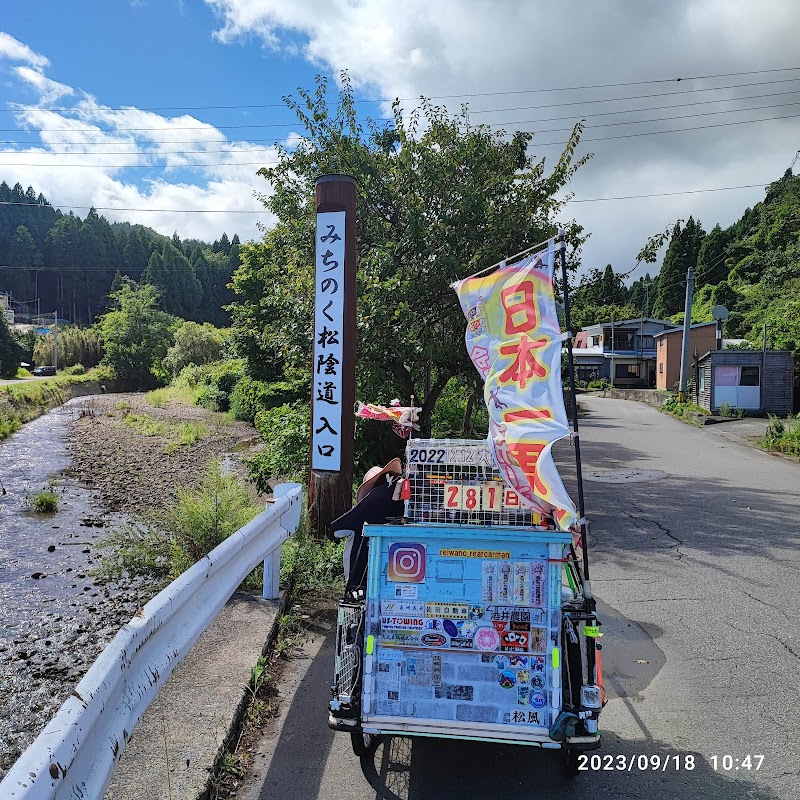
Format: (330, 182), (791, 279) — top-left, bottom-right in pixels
(739, 366), (760, 386)
(659, 362), (664, 374)
(591, 336), (600, 347)
(698, 366), (706, 391)
(615, 333), (635, 350)
(641, 335), (654, 349)
(576, 366), (599, 382)
(615, 363), (640, 378)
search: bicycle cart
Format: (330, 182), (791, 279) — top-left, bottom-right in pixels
(329, 439), (603, 773)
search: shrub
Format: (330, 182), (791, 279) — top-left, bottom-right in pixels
(62, 363), (86, 375)
(249, 402), (310, 491)
(230, 377), (305, 424)
(196, 385), (227, 412)
(93, 522), (173, 583)
(166, 460), (260, 573)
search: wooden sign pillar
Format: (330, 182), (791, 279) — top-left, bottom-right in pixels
(308, 174), (357, 538)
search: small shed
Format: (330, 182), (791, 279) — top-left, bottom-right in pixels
(696, 350), (794, 415)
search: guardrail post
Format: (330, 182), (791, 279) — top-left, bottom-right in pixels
(264, 483), (302, 600)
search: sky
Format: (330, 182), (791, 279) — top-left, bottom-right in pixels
(1, 0), (800, 279)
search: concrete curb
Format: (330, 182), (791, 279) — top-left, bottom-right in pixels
(104, 591), (287, 800)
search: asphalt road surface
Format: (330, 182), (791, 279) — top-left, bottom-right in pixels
(242, 396), (800, 800)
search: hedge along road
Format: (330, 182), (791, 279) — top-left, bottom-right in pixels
(238, 394), (797, 800)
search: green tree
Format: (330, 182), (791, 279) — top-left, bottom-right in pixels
(98, 280), (176, 387)
(230, 74), (589, 443)
(164, 321), (226, 376)
(143, 243), (201, 319)
(652, 217), (705, 319)
(695, 223), (732, 288)
(0, 313), (24, 377)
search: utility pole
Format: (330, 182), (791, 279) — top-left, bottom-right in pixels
(609, 309), (615, 388)
(677, 266), (694, 403)
(308, 174), (357, 539)
(53, 311), (59, 372)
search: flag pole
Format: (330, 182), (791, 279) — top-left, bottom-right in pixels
(556, 228), (597, 674)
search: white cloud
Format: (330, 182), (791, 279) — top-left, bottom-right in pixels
(204, 0), (800, 273)
(0, 34), (283, 243)
(0, 31), (49, 68)
(14, 66), (74, 104)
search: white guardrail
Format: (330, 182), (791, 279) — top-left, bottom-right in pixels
(1, 482), (303, 800)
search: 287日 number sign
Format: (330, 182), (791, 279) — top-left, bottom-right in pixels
(443, 482), (520, 512)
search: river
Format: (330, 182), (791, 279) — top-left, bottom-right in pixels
(0, 397), (153, 774)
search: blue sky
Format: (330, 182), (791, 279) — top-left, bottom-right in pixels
(1, 1), (799, 272)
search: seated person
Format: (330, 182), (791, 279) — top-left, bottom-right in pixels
(328, 458), (404, 597)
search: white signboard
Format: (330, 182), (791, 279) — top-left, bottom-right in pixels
(311, 210), (346, 471)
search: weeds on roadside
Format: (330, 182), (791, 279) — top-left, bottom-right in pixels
(761, 414), (800, 456)
(122, 411), (208, 453)
(279, 520), (344, 597)
(0, 406), (21, 440)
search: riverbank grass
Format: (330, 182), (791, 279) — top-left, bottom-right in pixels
(27, 487), (59, 513)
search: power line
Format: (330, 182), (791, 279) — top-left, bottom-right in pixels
(3, 108), (798, 167)
(4, 95), (800, 157)
(567, 183), (768, 203)
(0, 178), (776, 216)
(6, 65), (799, 114)
(7, 75), (800, 134)
(513, 109), (800, 147)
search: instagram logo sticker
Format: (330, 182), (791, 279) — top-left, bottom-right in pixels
(388, 543), (427, 583)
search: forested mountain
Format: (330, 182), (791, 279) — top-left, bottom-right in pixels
(0, 182), (240, 326)
(572, 170), (800, 370)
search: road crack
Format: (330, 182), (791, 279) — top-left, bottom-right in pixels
(624, 503), (687, 563)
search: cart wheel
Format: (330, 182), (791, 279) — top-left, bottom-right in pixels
(350, 730), (379, 757)
(562, 748), (580, 777)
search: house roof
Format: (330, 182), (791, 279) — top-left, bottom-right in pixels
(580, 317), (675, 332)
(653, 321), (716, 339)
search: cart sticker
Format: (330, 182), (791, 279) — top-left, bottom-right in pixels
(500, 629), (530, 651)
(425, 602), (469, 619)
(509, 655), (528, 668)
(517, 669), (531, 685)
(424, 618), (444, 631)
(529, 672), (545, 690)
(583, 625), (601, 638)
(488, 606), (545, 625)
(506, 710), (543, 725)
(380, 631), (421, 647)
(493, 655), (509, 671)
(498, 669), (516, 688)
(518, 685), (530, 705)
(468, 605), (484, 619)
(381, 615), (425, 630)
(492, 618), (508, 634)
(381, 600), (425, 616)
(432, 654), (442, 687)
(394, 584), (418, 599)
(531, 691), (547, 708)
(530, 627), (547, 653)
(450, 636), (473, 649)
(421, 632), (447, 647)
(388, 543), (426, 583)
(443, 619), (459, 637)
(531, 656), (546, 672)
(513, 562), (531, 606)
(458, 620), (478, 638)
(439, 548), (510, 559)
(498, 562), (512, 603)
(434, 683), (474, 701)
(482, 562), (497, 602)
(474, 626), (501, 651)
(531, 560), (547, 606)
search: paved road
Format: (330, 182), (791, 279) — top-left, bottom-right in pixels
(243, 396), (800, 800)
